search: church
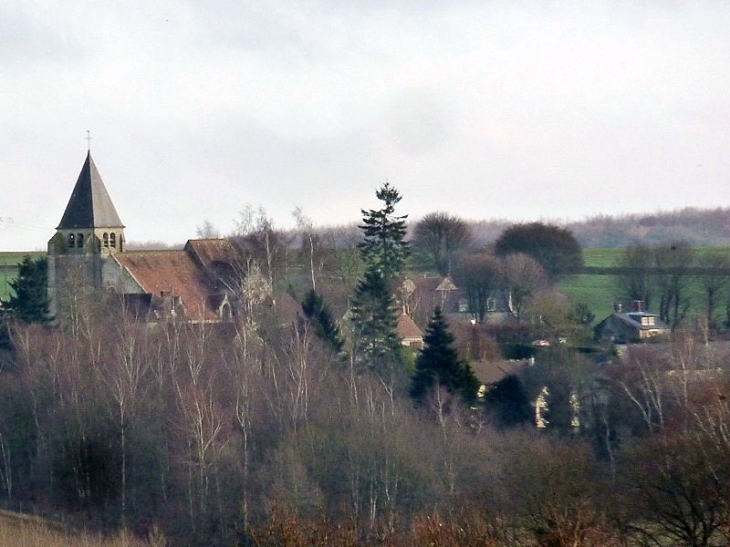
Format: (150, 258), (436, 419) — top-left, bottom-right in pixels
(47, 151), (238, 323)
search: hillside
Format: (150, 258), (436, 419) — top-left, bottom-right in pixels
(469, 207), (730, 248)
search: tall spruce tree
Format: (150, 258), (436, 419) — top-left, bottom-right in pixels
(350, 268), (402, 376)
(357, 182), (409, 283)
(1, 255), (51, 324)
(350, 183), (410, 380)
(410, 306), (480, 406)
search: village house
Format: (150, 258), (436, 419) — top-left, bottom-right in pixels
(594, 301), (670, 343)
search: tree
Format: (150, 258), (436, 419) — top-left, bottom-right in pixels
(195, 220), (220, 239)
(1, 255), (51, 324)
(410, 307), (480, 406)
(350, 269), (403, 379)
(451, 252), (502, 322)
(500, 253), (548, 319)
(654, 241), (694, 328)
(494, 222), (583, 279)
(412, 212), (472, 276)
(351, 183), (409, 381)
(232, 205), (290, 291)
(695, 250), (730, 333)
(357, 182), (409, 284)
(616, 243), (654, 309)
(483, 374), (532, 428)
(301, 289), (344, 354)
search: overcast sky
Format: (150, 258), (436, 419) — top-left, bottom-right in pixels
(2, 1), (729, 251)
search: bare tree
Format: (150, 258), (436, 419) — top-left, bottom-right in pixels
(412, 212), (473, 276)
(696, 250), (730, 332)
(500, 253), (548, 319)
(233, 205), (290, 290)
(452, 252), (502, 323)
(616, 243), (654, 309)
(196, 219), (221, 239)
(654, 241), (694, 328)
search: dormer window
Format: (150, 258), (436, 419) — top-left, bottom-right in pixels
(641, 316), (655, 326)
(68, 233), (75, 248)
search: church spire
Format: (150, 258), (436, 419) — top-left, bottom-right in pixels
(56, 151), (124, 230)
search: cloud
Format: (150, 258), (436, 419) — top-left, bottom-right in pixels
(2, 1), (730, 251)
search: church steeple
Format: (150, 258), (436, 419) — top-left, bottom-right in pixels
(57, 151), (124, 230)
(49, 151), (126, 255)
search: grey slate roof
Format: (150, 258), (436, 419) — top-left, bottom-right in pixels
(57, 152), (124, 229)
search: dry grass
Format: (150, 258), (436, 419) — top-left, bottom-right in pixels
(0, 511), (165, 547)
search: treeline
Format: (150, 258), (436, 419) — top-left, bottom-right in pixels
(469, 206), (730, 248)
(3, 309), (730, 545)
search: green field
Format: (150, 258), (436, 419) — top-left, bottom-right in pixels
(0, 252), (45, 301)
(557, 274), (618, 322)
(582, 247), (730, 268)
(559, 247), (730, 325)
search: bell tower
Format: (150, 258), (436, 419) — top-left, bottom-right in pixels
(47, 151), (125, 317)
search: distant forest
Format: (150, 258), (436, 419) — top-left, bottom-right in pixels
(130, 207), (730, 252)
(468, 207), (730, 249)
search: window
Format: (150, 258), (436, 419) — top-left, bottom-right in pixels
(68, 233), (75, 248)
(103, 233), (109, 248)
(77, 233), (84, 248)
(641, 316), (655, 326)
(110, 233), (116, 248)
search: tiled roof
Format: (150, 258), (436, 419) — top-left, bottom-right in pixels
(397, 313), (423, 340)
(57, 152), (124, 230)
(185, 239), (238, 268)
(114, 250), (218, 321)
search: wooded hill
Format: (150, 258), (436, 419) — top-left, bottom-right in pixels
(469, 206), (730, 248)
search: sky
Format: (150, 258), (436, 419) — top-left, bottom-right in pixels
(2, 1), (730, 251)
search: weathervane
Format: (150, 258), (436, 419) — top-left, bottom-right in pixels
(85, 130), (92, 151)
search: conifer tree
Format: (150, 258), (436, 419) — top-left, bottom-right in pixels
(350, 183), (410, 380)
(301, 289), (344, 353)
(1, 255), (51, 324)
(410, 306), (480, 405)
(357, 182), (409, 283)
(350, 268), (402, 375)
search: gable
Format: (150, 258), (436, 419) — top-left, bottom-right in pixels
(111, 251), (219, 321)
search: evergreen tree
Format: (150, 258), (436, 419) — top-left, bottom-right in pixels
(350, 269), (402, 376)
(301, 289), (344, 353)
(350, 183), (410, 382)
(410, 306), (480, 405)
(483, 374), (532, 428)
(357, 182), (409, 283)
(1, 255), (51, 324)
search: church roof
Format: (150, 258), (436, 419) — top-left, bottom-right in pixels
(57, 151), (124, 230)
(113, 250), (219, 321)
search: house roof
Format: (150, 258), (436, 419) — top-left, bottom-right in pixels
(397, 313), (423, 340)
(613, 311), (669, 331)
(113, 250), (218, 321)
(185, 239), (238, 268)
(471, 360), (527, 386)
(57, 152), (124, 230)
(436, 276), (458, 292)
